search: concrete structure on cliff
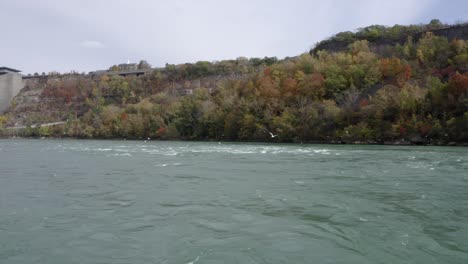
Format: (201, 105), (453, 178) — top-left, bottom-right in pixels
(89, 62), (152, 77)
(118, 63), (138, 71)
(0, 67), (24, 113)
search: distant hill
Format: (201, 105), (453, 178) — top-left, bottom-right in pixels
(311, 20), (468, 55)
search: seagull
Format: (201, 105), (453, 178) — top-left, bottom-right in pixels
(268, 131), (277, 138)
(186, 256), (200, 264)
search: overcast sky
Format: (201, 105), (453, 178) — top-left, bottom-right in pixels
(1, 0), (466, 74)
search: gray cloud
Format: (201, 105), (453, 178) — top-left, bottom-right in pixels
(0, 0), (466, 74)
(80, 40), (106, 49)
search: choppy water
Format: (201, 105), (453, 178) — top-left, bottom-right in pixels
(0, 139), (467, 263)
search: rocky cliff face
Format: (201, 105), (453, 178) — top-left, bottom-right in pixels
(6, 76), (79, 126)
(4, 72), (248, 127)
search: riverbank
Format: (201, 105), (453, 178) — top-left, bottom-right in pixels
(1, 134), (466, 147)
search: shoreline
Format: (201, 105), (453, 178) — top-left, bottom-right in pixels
(1, 136), (466, 147)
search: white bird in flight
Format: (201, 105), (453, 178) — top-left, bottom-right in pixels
(186, 256), (200, 264)
(269, 131), (277, 138)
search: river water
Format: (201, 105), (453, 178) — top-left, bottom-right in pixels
(0, 139), (467, 263)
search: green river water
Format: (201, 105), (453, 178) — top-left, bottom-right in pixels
(0, 139), (467, 263)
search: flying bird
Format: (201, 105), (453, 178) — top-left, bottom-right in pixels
(186, 256), (200, 264)
(268, 131), (277, 138)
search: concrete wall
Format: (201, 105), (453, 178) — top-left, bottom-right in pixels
(0, 73), (24, 113)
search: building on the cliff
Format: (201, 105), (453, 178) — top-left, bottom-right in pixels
(0, 67), (24, 113)
(118, 63), (138, 71)
(0, 67), (20, 75)
(89, 62), (151, 77)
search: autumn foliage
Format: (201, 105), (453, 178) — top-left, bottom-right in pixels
(4, 22), (468, 144)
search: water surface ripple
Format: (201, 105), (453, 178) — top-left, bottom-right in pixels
(0, 139), (467, 263)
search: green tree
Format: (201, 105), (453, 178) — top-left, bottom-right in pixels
(138, 60), (152, 70)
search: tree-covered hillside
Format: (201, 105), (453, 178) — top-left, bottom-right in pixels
(311, 19), (467, 54)
(1, 22), (467, 144)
